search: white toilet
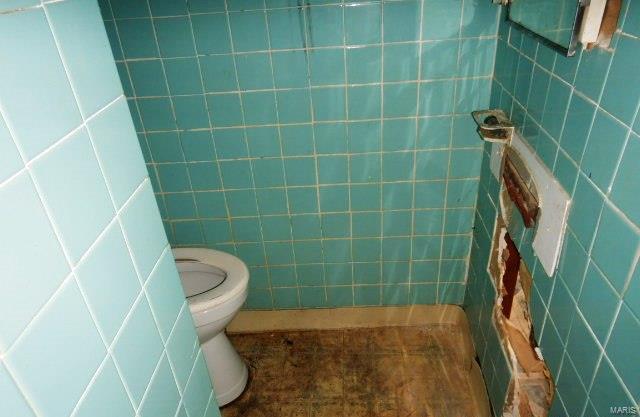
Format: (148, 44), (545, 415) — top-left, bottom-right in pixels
(173, 248), (249, 406)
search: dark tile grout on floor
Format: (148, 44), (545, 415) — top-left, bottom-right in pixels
(222, 325), (488, 417)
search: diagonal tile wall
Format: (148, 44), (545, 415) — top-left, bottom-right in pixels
(0, 1), (218, 417)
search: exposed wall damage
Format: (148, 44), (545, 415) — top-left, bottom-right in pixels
(487, 149), (555, 417)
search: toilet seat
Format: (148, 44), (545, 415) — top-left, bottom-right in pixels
(176, 260), (226, 297)
(173, 248), (249, 315)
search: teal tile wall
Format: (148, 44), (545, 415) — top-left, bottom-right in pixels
(102, 0), (500, 310)
(465, 2), (640, 416)
(0, 2), (218, 417)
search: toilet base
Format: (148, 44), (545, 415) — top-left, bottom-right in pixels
(201, 331), (248, 407)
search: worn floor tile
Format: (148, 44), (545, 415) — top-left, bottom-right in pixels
(223, 325), (483, 417)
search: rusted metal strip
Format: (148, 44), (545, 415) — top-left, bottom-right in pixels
(502, 158), (539, 228)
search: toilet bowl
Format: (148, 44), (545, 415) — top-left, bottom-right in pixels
(173, 248), (249, 406)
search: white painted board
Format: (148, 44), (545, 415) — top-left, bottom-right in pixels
(509, 133), (571, 277)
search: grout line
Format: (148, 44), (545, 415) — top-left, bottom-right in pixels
(138, 3), (212, 412)
(262, 0), (303, 307)
(379, 0), (386, 305)
(141, 0), (205, 245)
(300, 2), (342, 307)
(182, 0), (237, 254)
(435, 0), (466, 304)
(0, 94), (122, 191)
(146, 145), (482, 161)
(223, 0), (277, 309)
(201, 391), (215, 417)
(407, 0), (426, 303)
(1, 355), (43, 417)
(163, 301), (193, 397)
(131, 112), (487, 133)
(339, 0), (359, 307)
(135, 350), (169, 413)
(53, 4), (171, 407)
(116, 75), (494, 98)
(110, 35), (499, 58)
(106, 0), (168, 221)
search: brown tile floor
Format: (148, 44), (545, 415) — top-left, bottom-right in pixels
(222, 325), (486, 417)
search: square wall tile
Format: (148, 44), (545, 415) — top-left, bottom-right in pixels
(192, 13), (231, 54)
(345, 3), (382, 45)
(242, 91), (277, 125)
(589, 357), (635, 417)
(605, 303), (640, 399)
(74, 359), (134, 417)
(268, 8), (305, 49)
(201, 55), (238, 92)
(354, 285), (381, 306)
(0, 173), (69, 351)
(117, 19), (159, 59)
(229, 10), (269, 52)
(236, 52), (274, 90)
(318, 184), (348, 212)
(139, 356), (180, 417)
(207, 94), (243, 127)
(128, 60), (168, 97)
(384, 83), (418, 118)
(174, 95), (209, 129)
(149, 0), (187, 15)
(7, 280), (106, 417)
(47, 0), (122, 117)
(31, 128), (114, 263)
(421, 39), (459, 80)
(578, 262), (620, 344)
(422, 0), (462, 40)
(76, 222), (140, 344)
(383, 0), (421, 42)
(0, 115), (23, 184)
(611, 133), (640, 226)
(113, 297), (164, 407)
(278, 90), (312, 123)
(110, 0), (149, 18)
(306, 5), (344, 47)
(167, 305), (199, 391)
(309, 48), (345, 86)
(347, 46), (382, 84)
(138, 98), (177, 130)
(384, 43), (419, 82)
(568, 175), (604, 248)
(312, 87), (346, 121)
(272, 51), (309, 88)
(146, 249), (186, 340)
(88, 98), (148, 209)
(347, 86), (381, 120)
(582, 110), (628, 193)
(600, 36), (640, 125)
(121, 182), (169, 280)
(591, 204), (639, 293)
(559, 92), (596, 163)
(0, 8), (81, 159)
